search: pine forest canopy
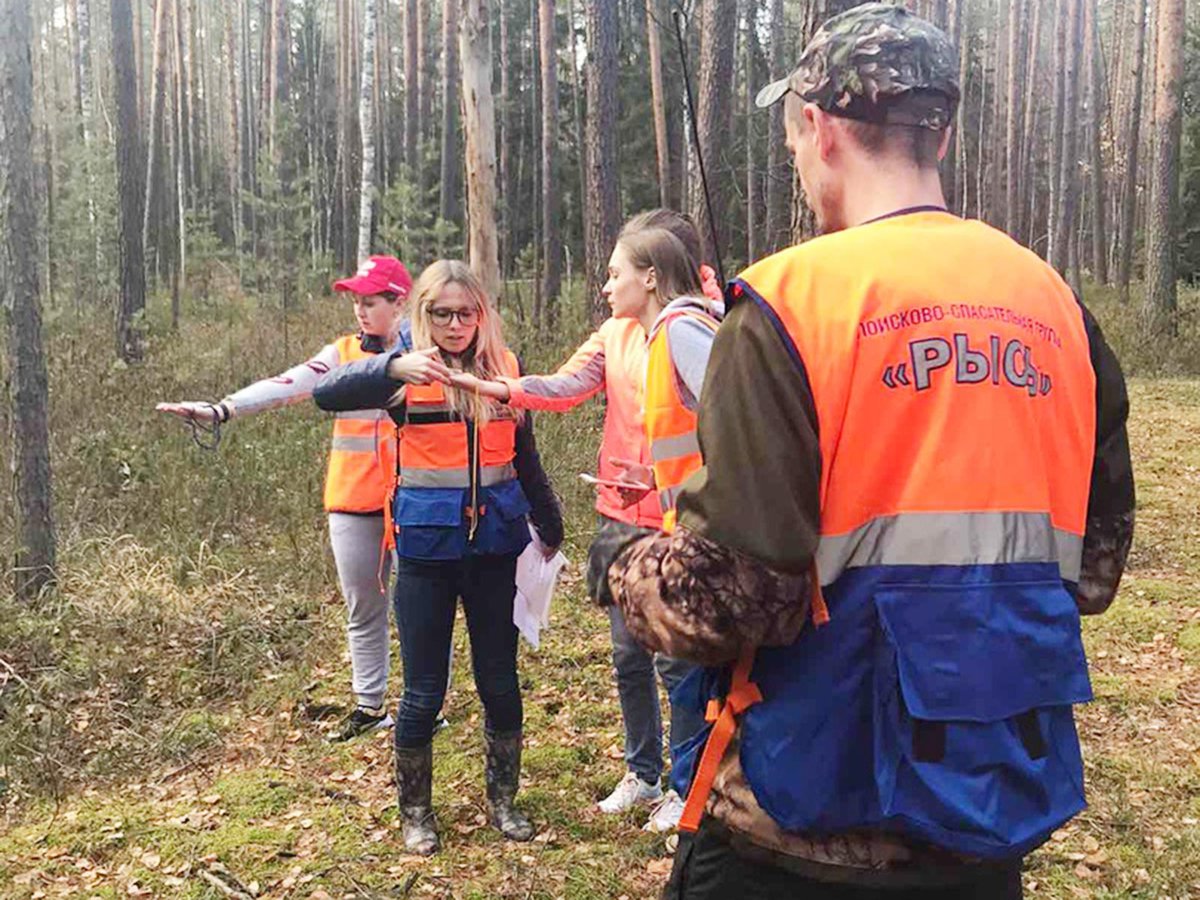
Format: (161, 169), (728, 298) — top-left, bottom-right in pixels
(5, 0), (1199, 354)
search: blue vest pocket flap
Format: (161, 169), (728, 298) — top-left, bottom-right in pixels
(488, 480), (532, 521)
(875, 580), (1093, 722)
(873, 577), (1093, 857)
(394, 488), (465, 526)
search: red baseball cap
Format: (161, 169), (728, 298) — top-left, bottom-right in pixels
(333, 255), (413, 298)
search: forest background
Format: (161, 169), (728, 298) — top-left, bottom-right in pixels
(3, 0), (1200, 897)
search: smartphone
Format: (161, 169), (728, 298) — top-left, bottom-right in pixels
(579, 473), (651, 491)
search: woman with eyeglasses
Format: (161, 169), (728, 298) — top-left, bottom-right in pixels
(312, 260), (563, 856)
(156, 256), (415, 743)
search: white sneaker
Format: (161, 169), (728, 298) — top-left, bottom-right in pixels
(642, 789), (685, 833)
(598, 772), (662, 813)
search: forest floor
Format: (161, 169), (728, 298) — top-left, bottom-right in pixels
(2, 293), (1200, 898)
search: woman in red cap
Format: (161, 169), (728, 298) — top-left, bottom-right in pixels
(157, 255), (422, 741)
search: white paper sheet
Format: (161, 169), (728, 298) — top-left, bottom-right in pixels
(513, 528), (568, 649)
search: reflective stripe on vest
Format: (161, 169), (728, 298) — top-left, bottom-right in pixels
(324, 333), (396, 514)
(684, 212), (1099, 857)
(644, 308), (718, 533)
(397, 349), (522, 490)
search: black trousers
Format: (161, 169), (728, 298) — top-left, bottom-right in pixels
(663, 818), (1024, 900)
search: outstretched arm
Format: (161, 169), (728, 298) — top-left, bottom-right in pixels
(157, 342), (341, 422)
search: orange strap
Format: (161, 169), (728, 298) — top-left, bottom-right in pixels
(678, 647), (762, 833)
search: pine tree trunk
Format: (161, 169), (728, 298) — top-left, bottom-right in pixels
(498, 0), (511, 274)
(461, 0), (501, 298)
(71, 0), (103, 283)
(1, 0), (56, 600)
(646, 0), (671, 207)
(567, 0), (587, 253)
(1145, 0), (1183, 327)
(584, 0), (620, 319)
(439, 0), (461, 225)
(144, 0), (172, 277)
(357, 0), (378, 262)
(694, 0), (737, 266)
(1018, 0), (1043, 245)
(171, 0), (186, 327)
(744, 0), (758, 264)
(418, 0), (431, 159)
(226, 2), (242, 260)
(111, 0), (146, 362)
(1117, 0), (1146, 302)
(1004, 0), (1023, 235)
(1047, 0), (1066, 258)
(944, 0), (963, 211)
(1051, 0), (1082, 276)
(765, 0), (788, 251)
(173, 0), (192, 205)
(539, 0), (562, 317)
(405, 0), (418, 171)
(1085, 0), (1108, 283)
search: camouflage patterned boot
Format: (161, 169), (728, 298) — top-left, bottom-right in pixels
(394, 743), (439, 855)
(484, 729), (534, 841)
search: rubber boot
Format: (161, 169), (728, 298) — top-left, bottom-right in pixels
(485, 729), (534, 841)
(394, 743), (439, 855)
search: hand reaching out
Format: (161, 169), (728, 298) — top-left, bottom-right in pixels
(155, 401), (227, 422)
(448, 371), (511, 401)
(387, 346), (453, 385)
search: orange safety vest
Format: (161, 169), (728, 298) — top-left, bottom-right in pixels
(643, 307), (719, 533)
(323, 334), (397, 514)
(679, 210), (1098, 858)
(398, 349), (522, 523)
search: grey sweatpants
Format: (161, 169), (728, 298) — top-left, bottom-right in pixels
(328, 513), (393, 709)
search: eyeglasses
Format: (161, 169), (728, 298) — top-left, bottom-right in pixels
(428, 306), (479, 326)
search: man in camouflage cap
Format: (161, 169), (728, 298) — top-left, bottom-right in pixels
(608, 3), (1133, 899)
(751, 2), (962, 234)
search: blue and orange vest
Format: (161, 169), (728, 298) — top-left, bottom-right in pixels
(392, 349), (531, 561)
(677, 210), (1098, 860)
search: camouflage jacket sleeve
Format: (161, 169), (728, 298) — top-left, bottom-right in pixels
(1076, 301), (1136, 615)
(609, 298), (819, 665)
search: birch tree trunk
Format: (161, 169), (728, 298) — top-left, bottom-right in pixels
(1, 0), (56, 600)
(460, 0), (501, 299)
(1145, 0), (1183, 327)
(357, 0), (378, 262)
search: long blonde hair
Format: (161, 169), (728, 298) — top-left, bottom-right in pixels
(408, 260), (516, 423)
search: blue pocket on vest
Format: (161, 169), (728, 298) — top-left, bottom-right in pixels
(873, 578), (1093, 858)
(394, 488), (467, 560)
(472, 480), (532, 557)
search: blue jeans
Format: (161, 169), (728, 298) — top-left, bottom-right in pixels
(392, 553), (522, 748)
(609, 604), (706, 787)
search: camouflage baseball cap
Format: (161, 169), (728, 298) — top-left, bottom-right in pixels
(755, 2), (959, 130)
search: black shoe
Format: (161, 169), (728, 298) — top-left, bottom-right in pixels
(395, 743), (440, 855)
(330, 706), (393, 742)
(485, 729), (534, 842)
